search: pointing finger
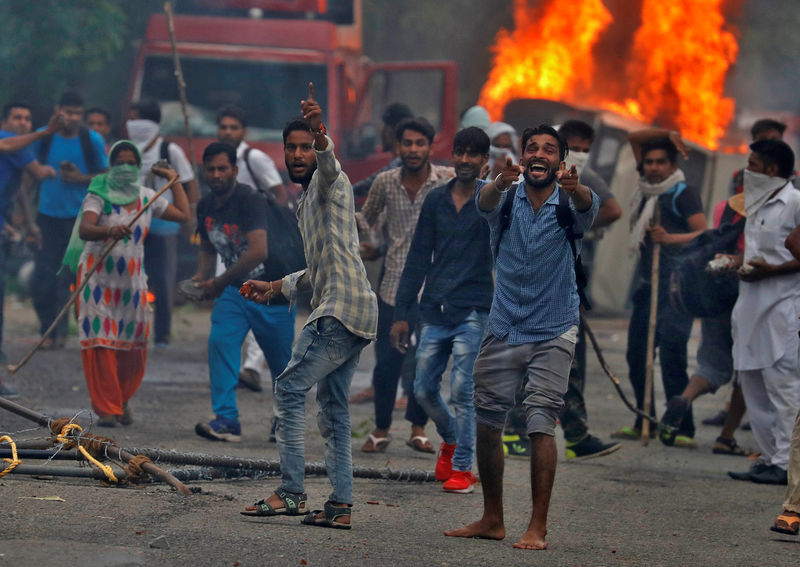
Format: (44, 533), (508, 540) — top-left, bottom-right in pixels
(308, 82), (315, 102)
(569, 164), (578, 176)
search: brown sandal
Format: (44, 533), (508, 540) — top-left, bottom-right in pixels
(712, 436), (752, 457)
(770, 513), (799, 536)
(361, 433), (391, 453)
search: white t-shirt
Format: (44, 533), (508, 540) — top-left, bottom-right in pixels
(138, 137), (195, 235)
(236, 141), (282, 193)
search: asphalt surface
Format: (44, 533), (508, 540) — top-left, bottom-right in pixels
(0, 302), (797, 566)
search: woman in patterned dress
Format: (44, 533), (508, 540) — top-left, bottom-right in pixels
(73, 141), (190, 426)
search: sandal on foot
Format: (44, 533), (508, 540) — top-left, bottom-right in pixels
(406, 435), (435, 454)
(770, 513), (799, 536)
(361, 433), (392, 453)
(712, 436), (752, 457)
(240, 488), (307, 517)
(301, 501), (352, 530)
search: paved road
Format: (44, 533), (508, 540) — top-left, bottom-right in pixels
(0, 304), (797, 566)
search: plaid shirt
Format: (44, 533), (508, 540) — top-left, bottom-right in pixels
(357, 164), (454, 305)
(281, 137), (378, 340)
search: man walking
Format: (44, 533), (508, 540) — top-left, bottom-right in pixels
(390, 127), (492, 492)
(30, 92), (107, 349)
(191, 142), (295, 441)
(445, 125), (598, 549)
(357, 117), (452, 454)
(240, 84), (377, 529)
(728, 139), (800, 485)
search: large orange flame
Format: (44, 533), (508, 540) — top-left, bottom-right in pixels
(479, 0), (739, 150)
(479, 0), (612, 120)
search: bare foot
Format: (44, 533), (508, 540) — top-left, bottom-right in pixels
(512, 527), (547, 550)
(444, 519), (505, 540)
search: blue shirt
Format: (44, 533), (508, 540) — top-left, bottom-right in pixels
(477, 181), (599, 344)
(394, 180), (494, 327)
(0, 130), (35, 230)
(33, 128), (107, 219)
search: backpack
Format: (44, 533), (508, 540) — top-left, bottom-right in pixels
(668, 211), (745, 318)
(496, 185), (591, 310)
(37, 125), (103, 173)
(242, 149), (306, 280)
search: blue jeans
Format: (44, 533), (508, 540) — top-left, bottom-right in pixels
(414, 311), (487, 472)
(208, 286), (295, 421)
(275, 316), (370, 505)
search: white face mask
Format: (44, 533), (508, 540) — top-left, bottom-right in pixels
(743, 169), (789, 216)
(126, 119), (160, 148)
(565, 150), (590, 175)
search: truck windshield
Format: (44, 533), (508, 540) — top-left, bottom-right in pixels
(140, 55), (328, 142)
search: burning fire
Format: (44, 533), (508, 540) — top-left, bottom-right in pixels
(479, 0), (739, 150)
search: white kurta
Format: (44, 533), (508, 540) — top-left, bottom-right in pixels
(732, 182), (800, 371)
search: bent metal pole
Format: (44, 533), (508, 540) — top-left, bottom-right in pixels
(7, 174), (179, 376)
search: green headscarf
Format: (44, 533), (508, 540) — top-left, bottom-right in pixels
(61, 141), (143, 274)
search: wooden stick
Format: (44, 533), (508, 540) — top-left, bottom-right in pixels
(164, 2), (196, 173)
(0, 396), (192, 495)
(7, 175), (179, 376)
(641, 207), (661, 446)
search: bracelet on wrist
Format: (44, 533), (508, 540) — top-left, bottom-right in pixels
(494, 173), (511, 194)
(311, 122), (327, 136)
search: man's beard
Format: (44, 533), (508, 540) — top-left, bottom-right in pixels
(287, 161), (317, 185)
(209, 178), (236, 195)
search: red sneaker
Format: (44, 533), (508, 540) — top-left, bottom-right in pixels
(443, 470), (477, 493)
(435, 442), (456, 481)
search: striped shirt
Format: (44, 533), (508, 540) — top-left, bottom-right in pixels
(281, 137), (378, 340)
(357, 163), (454, 305)
(477, 181), (599, 344)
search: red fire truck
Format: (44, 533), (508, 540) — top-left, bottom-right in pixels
(127, 0), (457, 186)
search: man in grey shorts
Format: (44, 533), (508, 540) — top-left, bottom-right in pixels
(445, 125), (598, 550)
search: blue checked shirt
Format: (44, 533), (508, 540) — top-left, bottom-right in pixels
(477, 181), (599, 345)
(281, 137), (378, 340)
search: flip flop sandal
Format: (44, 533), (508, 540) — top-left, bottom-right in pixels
(240, 488), (307, 517)
(770, 514), (799, 536)
(406, 435), (435, 454)
(361, 433), (391, 453)
(712, 436), (752, 457)
(301, 501), (352, 530)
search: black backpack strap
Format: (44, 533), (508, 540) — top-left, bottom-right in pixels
(37, 133), (54, 165)
(556, 188), (591, 311)
(494, 185), (517, 258)
(78, 126), (102, 173)
(159, 140), (171, 163)
(243, 147), (265, 194)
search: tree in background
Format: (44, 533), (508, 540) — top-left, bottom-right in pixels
(0, 0), (126, 113)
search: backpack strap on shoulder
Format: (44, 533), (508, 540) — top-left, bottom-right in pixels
(78, 126), (101, 174)
(37, 133), (54, 165)
(494, 184), (517, 259)
(556, 188), (591, 310)
(159, 140), (171, 162)
(669, 181), (687, 218)
(243, 147), (266, 195)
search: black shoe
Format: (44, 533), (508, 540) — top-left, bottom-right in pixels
(269, 416), (277, 443)
(702, 410), (727, 427)
(728, 462), (770, 481)
(502, 434), (530, 458)
(659, 396), (689, 446)
(566, 434), (621, 461)
(741, 421), (751, 431)
(751, 465), (788, 485)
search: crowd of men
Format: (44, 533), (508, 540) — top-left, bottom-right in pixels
(0, 89), (798, 544)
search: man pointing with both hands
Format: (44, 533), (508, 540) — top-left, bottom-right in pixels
(446, 125), (598, 550)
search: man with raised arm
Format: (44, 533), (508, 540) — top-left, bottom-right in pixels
(239, 84), (377, 530)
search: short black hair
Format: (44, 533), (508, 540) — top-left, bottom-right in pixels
(395, 117), (435, 144)
(559, 120), (595, 143)
(750, 139), (795, 179)
(202, 141), (237, 165)
(109, 141), (141, 167)
(58, 91), (84, 108)
(1, 102), (31, 121)
(85, 107), (111, 124)
(520, 124), (568, 161)
(453, 126), (490, 155)
(751, 118), (787, 140)
(217, 104), (247, 128)
(282, 117), (313, 143)
(641, 137), (678, 164)
(382, 103), (413, 128)
(131, 99), (161, 123)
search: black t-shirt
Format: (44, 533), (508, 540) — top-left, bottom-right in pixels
(197, 183), (277, 291)
(637, 182), (704, 283)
